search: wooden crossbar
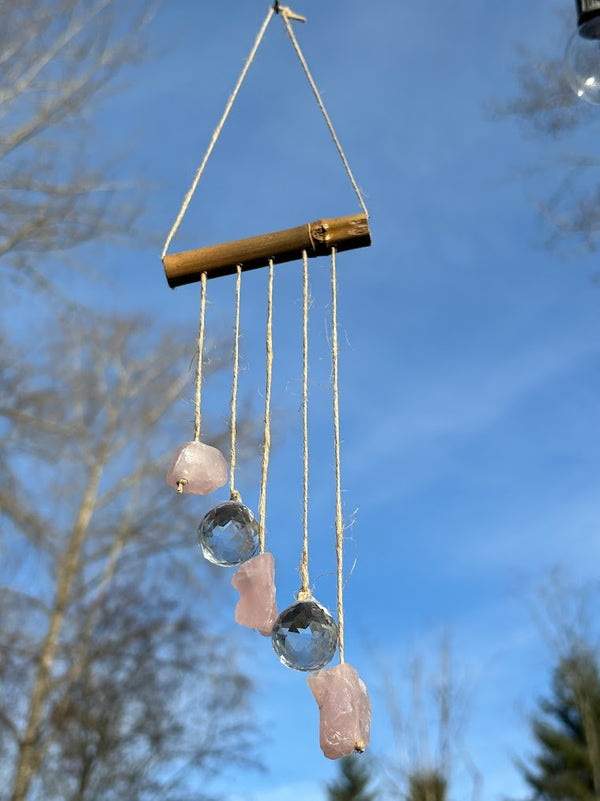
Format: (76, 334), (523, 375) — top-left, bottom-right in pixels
(162, 213), (371, 288)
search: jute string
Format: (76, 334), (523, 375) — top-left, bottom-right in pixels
(229, 265), (242, 503)
(194, 272), (208, 443)
(258, 259), (274, 552)
(298, 249), (311, 600)
(177, 271), (208, 493)
(279, 8), (369, 219)
(161, 6), (275, 259)
(330, 247), (345, 663)
(161, 4), (367, 260)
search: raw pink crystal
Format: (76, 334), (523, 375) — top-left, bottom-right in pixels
(307, 662), (371, 759)
(231, 552), (278, 636)
(166, 440), (228, 495)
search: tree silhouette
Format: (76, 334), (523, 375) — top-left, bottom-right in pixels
(516, 645), (600, 801)
(0, 4), (266, 799)
(380, 637), (482, 801)
(327, 756), (378, 801)
(0, 0), (155, 290)
(0, 312), (262, 801)
(406, 771), (448, 801)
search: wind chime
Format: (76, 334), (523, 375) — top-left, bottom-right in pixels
(161, 4), (372, 759)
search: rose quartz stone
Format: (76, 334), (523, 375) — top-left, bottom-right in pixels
(231, 552), (278, 636)
(307, 662), (371, 759)
(166, 440), (228, 495)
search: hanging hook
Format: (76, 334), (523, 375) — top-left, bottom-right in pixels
(273, 0), (280, 12)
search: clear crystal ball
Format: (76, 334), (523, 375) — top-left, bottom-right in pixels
(271, 598), (338, 671)
(198, 501), (260, 567)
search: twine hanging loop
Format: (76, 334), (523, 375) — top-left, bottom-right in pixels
(279, 5), (307, 23)
(229, 265), (243, 502)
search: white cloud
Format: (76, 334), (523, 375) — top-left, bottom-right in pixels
(344, 319), (600, 505)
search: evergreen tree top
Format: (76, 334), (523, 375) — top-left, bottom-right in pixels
(516, 645), (600, 801)
(327, 756), (378, 801)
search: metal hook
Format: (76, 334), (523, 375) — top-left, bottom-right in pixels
(273, 0), (280, 12)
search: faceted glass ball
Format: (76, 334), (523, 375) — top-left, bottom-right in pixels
(271, 598), (339, 672)
(198, 502), (260, 567)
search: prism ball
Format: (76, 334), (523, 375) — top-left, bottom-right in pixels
(198, 501), (260, 567)
(272, 598), (338, 672)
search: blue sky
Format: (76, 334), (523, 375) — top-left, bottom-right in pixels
(18, 0), (600, 798)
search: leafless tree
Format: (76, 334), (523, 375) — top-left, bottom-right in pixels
(0, 4), (268, 798)
(377, 635), (482, 801)
(0, 310), (263, 801)
(0, 0), (156, 290)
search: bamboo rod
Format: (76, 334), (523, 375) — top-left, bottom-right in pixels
(162, 213), (371, 287)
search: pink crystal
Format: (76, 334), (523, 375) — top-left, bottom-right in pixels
(307, 662), (371, 759)
(166, 440), (228, 495)
(231, 552), (278, 636)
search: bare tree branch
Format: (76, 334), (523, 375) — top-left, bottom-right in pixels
(0, 0), (157, 290)
(0, 312), (262, 801)
(494, 8), (600, 254)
